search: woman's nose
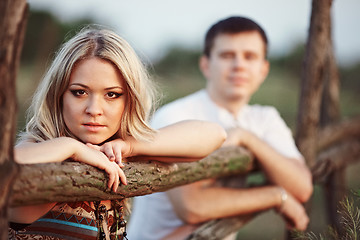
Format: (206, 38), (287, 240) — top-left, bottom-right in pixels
(85, 96), (103, 116)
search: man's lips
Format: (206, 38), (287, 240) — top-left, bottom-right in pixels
(230, 77), (248, 85)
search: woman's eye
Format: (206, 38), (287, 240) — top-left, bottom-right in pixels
(107, 92), (123, 99)
(70, 90), (86, 96)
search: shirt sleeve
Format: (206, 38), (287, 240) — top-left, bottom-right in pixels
(261, 107), (304, 161)
(150, 103), (191, 129)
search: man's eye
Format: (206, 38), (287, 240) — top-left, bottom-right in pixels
(70, 90), (86, 96)
(220, 53), (234, 59)
(245, 53), (257, 60)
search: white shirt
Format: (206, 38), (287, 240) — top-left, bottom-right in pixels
(127, 90), (302, 240)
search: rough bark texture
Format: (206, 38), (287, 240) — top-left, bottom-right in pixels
(295, 0), (332, 167)
(312, 140), (360, 184)
(318, 9), (347, 234)
(0, 0), (28, 238)
(186, 214), (255, 240)
(317, 116), (360, 152)
(10, 146), (254, 206)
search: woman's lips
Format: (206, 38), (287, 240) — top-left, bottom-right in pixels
(82, 123), (105, 132)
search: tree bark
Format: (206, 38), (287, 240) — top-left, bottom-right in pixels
(186, 214), (255, 240)
(0, 0), (28, 238)
(317, 116), (360, 152)
(10, 146), (254, 206)
(312, 139), (360, 184)
(295, 0), (332, 167)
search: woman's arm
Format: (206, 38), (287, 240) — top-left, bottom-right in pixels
(15, 137), (85, 164)
(8, 203), (57, 224)
(130, 120), (226, 160)
(94, 120), (226, 163)
(10, 137), (126, 224)
(15, 137), (126, 190)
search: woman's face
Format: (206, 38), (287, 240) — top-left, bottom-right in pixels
(62, 57), (127, 144)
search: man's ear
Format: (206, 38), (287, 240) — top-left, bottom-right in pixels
(199, 55), (210, 78)
(260, 60), (270, 83)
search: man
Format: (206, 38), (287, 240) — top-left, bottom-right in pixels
(128, 16), (313, 240)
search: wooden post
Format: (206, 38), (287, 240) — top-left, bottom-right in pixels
(295, 0), (333, 167)
(319, 8), (346, 235)
(0, 0), (28, 238)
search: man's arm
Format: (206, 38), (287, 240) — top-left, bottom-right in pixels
(225, 128), (313, 202)
(167, 178), (309, 230)
(167, 125), (313, 232)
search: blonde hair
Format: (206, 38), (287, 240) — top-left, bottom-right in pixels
(21, 27), (157, 142)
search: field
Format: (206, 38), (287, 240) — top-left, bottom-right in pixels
(16, 43), (360, 240)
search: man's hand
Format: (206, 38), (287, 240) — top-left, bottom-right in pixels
(222, 127), (249, 147)
(278, 193), (309, 231)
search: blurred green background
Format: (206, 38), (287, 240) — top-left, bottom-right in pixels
(16, 10), (359, 239)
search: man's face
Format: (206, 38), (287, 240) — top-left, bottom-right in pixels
(201, 31), (269, 106)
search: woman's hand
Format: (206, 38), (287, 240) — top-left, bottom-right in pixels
(74, 142), (127, 192)
(86, 139), (132, 166)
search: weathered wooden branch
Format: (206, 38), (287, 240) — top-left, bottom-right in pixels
(312, 139), (360, 184)
(186, 214), (255, 240)
(317, 116), (360, 152)
(10, 146), (254, 207)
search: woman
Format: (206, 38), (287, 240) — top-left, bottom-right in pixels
(9, 27), (226, 240)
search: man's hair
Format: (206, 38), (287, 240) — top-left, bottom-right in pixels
(203, 16), (269, 58)
(21, 26), (157, 143)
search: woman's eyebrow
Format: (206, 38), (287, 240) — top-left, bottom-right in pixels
(69, 83), (89, 88)
(104, 86), (124, 91)
(69, 83), (124, 91)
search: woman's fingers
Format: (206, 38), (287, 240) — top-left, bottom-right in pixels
(106, 162), (127, 192)
(86, 143), (100, 151)
(113, 144), (124, 167)
(107, 166), (116, 190)
(91, 141), (124, 166)
(102, 143), (116, 162)
(119, 168), (127, 186)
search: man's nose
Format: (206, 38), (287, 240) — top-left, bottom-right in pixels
(233, 56), (245, 69)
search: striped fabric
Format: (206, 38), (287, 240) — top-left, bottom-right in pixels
(9, 202), (98, 240)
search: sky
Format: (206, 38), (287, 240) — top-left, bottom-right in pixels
(27, 0), (360, 66)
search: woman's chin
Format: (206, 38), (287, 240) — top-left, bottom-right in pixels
(80, 137), (107, 145)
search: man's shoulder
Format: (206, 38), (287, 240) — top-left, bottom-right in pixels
(155, 90), (207, 116)
(160, 90), (206, 110)
(246, 104), (280, 117)
(151, 90), (208, 127)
